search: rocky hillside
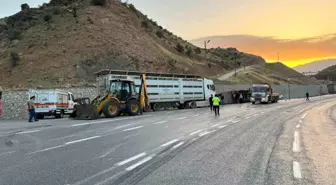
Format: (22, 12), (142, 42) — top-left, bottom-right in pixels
(222, 62), (319, 85)
(315, 65), (336, 81)
(0, 0), (265, 90)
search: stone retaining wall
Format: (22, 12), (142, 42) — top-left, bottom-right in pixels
(0, 87), (97, 120)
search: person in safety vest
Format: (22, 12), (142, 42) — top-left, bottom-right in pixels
(212, 95), (221, 116)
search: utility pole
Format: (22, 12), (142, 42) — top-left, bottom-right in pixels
(287, 78), (291, 101)
(234, 56), (237, 77)
(277, 52), (280, 62)
(204, 40), (210, 66)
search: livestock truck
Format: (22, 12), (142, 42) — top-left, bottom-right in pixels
(28, 89), (76, 119)
(250, 84), (279, 104)
(96, 70), (216, 111)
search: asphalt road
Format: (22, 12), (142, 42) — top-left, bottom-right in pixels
(0, 95), (335, 185)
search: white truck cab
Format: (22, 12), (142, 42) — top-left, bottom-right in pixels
(28, 89), (75, 119)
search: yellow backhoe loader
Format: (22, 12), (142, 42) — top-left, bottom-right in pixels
(71, 74), (149, 120)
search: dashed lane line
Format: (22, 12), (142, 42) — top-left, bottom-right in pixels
(218, 125), (227, 129)
(71, 115), (150, 127)
(293, 131), (300, 153)
(161, 139), (179, 147)
(65, 136), (101, 145)
(176, 117), (187, 120)
(293, 161), (302, 179)
(301, 113), (308, 119)
(153, 121), (167, 125)
(16, 129), (41, 134)
(115, 152), (147, 166)
(172, 141), (184, 149)
(122, 126), (143, 132)
(189, 130), (202, 136)
(210, 124), (220, 128)
(125, 155), (154, 171)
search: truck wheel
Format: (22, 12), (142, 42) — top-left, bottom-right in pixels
(190, 101), (197, 109)
(55, 111), (64, 118)
(126, 99), (140, 116)
(252, 102), (255, 105)
(37, 115), (44, 119)
(103, 100), (120, 118)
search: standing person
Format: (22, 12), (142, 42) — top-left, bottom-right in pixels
(212, 95), (221, 116)
(0, 91), (2, 118)
(239, 93), (244, 104)
(306, 92), (310, 101)
(28, 96), (38, 122)
(209, 94), (213, 111)
(220, 95), (224, 106)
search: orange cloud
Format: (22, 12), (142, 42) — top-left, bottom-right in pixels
(191, 34), (336, 67)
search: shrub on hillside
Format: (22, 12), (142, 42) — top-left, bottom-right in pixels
(194, 47), (201, 54)
(10, 52), (20, 67)
(128, 4), (137, 14)
(91, 0), (107, 6)
(141, 20), (149, 28)
(21, 3), (30, 11)
(8, 29), (22, 40)
(175, 43), (184, 53)
(156, 30), (164, 38)
(186, 48), (193, 57)
(52, 7), (61, 15)
(44, 14), (52, 22)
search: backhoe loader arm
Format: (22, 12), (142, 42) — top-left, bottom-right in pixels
(139, 74), (150, 112)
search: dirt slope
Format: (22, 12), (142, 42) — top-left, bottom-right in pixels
(0, 0), (266, 90)
(222, 62), (319, 85)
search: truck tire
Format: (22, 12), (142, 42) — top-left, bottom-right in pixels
(252, 102), (255, 105)
(103, 99), (120, 118)
(190, 101), (197, 109)
(55, 111), (64, 118)
(126, 99), (140, 116)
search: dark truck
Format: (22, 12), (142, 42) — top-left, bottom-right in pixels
(250, 84), (279, 104)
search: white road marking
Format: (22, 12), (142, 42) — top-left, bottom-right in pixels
(199, 131), (210, 137)
(226, 119), (233, 123)
(0, 151), (15, 156)
(93, 172), (123, 185)
(293, 161), (302, 179)
(172, 142), (184, 149)
(123, 126), (143, 132)
(189, 130), (202, 136)
(16, 129), (41, 134)
(232, 120), (240, 123)
(176, 117), (187, 120)
(293, 131), (300, 153)
(153, 121), (167, 124)
(253, 114), (258, 116)
(115, 152), (146, 166)
(99, 143), (124, 158)
(71, 116), (150, 127)
(48, 135), (76, 142)
(301, 113), (307, 119)
(161, 139), (179, 147)
(245, 116), (251, 119)
(299, 120), (302, 123)
(296, 124), (300, 128)
(125, 155), (154, 171)
(194, 114), (200, 117)
(26, 145), (66, 155)
(261, 111), (265, 114)
(72, 166), (118, 185)
(218, 125), (228, 129)
(65, 136), (101, 145)
(211, 124), (220, 128)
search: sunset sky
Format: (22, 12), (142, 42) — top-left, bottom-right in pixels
(2, 0), (336, 67)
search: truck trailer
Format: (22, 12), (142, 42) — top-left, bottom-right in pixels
(95, 70), (216, 111)
(250, 84), (279, 104)
(28, 89), (76, 119)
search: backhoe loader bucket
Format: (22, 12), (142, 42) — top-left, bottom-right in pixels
(70, 98), (100, 120)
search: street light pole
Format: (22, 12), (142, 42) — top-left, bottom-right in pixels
(287, 78), (291, 101)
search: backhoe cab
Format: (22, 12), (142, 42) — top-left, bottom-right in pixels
(96, 79), (141, 118)
(71, 74), (149, 120)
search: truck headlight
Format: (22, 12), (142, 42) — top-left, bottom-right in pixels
(262, 98), (266, 101)
(250, 97), (254, 101)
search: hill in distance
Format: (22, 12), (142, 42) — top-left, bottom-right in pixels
(0, 0), (316, 90)
(294, 59), (336, 73)
(315, 65), (336, 82)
